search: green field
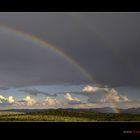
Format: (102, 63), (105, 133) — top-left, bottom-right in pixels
(0, 109), (140, 122)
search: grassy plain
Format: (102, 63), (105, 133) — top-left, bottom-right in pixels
(0, 109), (139, 122)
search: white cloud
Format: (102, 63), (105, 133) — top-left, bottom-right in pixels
(42, 97), (60, 107)
(17, 96), (36, 106)
(82, 85), (99, 93)
(100, 88), (129, 103)
(0, 95), (6, 102)
(9, 95), (60, 108)
(7, 96), (15, 104)
(0, 95), (15, 105)
(64, 93), (81, 104)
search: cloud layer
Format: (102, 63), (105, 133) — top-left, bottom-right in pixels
(0, 85), (137, 109)
(19, 88), (57, 97)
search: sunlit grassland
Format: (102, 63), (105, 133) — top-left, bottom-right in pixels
(0, 109), (140, 121)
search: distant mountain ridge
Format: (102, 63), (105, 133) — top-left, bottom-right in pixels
(1, 107), (140, 114)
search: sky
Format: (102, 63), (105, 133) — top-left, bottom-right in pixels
(0, 12), (140, 110)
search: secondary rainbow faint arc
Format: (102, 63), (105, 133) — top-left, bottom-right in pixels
(68, 13), (135, 74)
(0, 24), (97, 84)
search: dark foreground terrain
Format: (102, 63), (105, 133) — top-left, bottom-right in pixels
(0, 109), (140, 121)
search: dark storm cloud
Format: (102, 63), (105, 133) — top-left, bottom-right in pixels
(0, 86), (9, 90)
(19, 88), (57, 97)
(0, 30), (91, 86)
(0, 12), (139, 86)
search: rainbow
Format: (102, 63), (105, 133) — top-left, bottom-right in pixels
(0, 24), (97, 83)
(0, 24), (121, 113)
(110, 101), (121, 113)
(102, 88), (121, 113)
